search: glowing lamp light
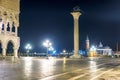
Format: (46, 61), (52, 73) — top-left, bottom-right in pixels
(90, 45), (97, 57)
(25, 43), (32, 56)
(43, 39), (53, 57)
(53, 50), (56, 54)
(49, 47), (54, 51)
(63, 50), (66, 53)
(90, 46), (96, 51)
(25, 44), (32, 50)
(43, 40), (52, 48)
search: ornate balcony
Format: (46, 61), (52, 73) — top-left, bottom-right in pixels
(0, 30), (16, 36)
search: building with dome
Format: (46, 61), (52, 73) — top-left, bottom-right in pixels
(85, 37), (112, 57)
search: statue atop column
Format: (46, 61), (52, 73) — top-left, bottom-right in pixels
(73, 6), (81, 12)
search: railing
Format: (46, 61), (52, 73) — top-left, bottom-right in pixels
(0, 30), (16, 36)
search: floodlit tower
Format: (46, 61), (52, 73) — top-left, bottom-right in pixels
(116, 42), (118, 54)
(0, 0), (20, 60)
(86, 36), (90, 50)
(71, 6), (82, 58)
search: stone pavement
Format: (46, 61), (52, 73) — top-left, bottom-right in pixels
(0, 57), (120, 80)
(97, 66), (120, 80)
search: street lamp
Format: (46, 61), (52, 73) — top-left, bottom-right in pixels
(25, 43), (32, 56)
(43, 40), (52, 57)
(63, 49), (66, 57)
(63, 50), (66, 53)
(49, 46), (54, 51)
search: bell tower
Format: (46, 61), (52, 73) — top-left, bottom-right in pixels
(86, 36), (90, 50)
(0, 0), (20, 60)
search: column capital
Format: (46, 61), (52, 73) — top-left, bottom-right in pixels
(13, 47), (19, 50)
(71, 12), (82, 20)
(2, 47), (6, 49)
(2, 46), (7, 49)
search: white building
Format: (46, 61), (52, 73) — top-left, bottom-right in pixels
(96, 42), (112, 56)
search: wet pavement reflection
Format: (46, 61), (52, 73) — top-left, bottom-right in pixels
(0, 57), (120, 80)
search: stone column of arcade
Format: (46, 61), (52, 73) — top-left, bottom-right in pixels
(2, 47), (7, 59)
(71, 7), (82, 58)
(9, 22), (12, 34)
(14, 22), (18, 36)
(14, 23), (19, 61)
(14, 47), (18, 62)
(4, 21), (8, 35)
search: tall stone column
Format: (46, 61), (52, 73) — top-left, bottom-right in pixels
(71, 7), (82, 58)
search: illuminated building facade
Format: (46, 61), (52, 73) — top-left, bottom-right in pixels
(96, 42), (112, 56)
(87, 39), (112, 57)
(0, 0), (20, 60)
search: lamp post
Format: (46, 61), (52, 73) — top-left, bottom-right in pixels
(25, 43), (32, 56)
(63, 49), (66, 57)
(43, 40), (52, 58)
(49, 46), (54, 51)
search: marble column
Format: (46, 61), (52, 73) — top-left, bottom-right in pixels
(71, 11), (82, 58)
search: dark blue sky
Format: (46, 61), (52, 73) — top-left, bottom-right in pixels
(19, 0), (120, 53)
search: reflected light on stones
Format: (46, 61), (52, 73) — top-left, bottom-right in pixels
(23, 57), (33, 78)
(40, 58), (56, 76)
(89, 58), (98, 78)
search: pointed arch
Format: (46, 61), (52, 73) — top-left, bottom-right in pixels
(12, 21), (15, 32)
(6, 40), (14, 56)
(7, 22), (10, 31)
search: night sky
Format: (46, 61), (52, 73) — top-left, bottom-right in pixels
(19, 0), (120, 53)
